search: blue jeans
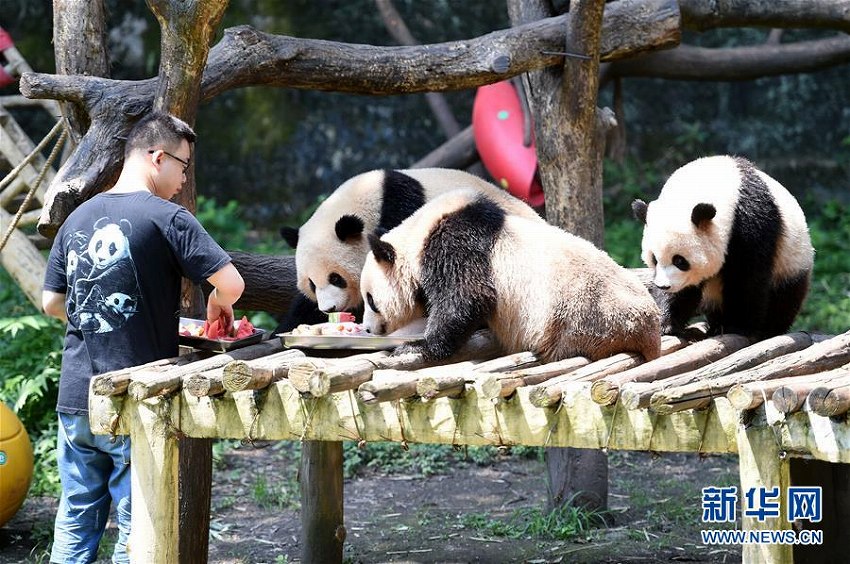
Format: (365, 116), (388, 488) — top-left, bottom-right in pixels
(51, 412), (131, 564)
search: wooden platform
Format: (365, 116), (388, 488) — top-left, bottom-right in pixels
(88, 328), (850, 563)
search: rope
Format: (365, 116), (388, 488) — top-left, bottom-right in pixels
(0, 122), (67, 253)
(0, 118), (64, 193)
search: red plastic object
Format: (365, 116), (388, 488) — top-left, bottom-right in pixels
(0, 28), (13, 51)
(0, 67), (13, 89)
(472, 81), (544, 207)
(0, 28), (16, 88)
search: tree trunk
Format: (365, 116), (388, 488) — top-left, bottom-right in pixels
(508, 0), (610, 513)
(145, 2), (230, 561)
(52, 0), (109, 146)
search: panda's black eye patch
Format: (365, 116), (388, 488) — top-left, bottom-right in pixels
(672, 255), (690, 271)
(650, 253), (657, 266)
(366, 292), (380, 314)
(308, 279), (316, 293)
(328, 273), (347, 288)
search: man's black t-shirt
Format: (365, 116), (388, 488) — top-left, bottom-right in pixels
(44, 191), (232, 414)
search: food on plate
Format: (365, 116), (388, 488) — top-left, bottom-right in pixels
(291, 321), (371, 336)
(179, 316), (256, 341)
(328, 312), (356, 323)
(179, 321), (205, 337)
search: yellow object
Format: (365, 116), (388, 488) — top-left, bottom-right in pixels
(0, 401), (33, 527)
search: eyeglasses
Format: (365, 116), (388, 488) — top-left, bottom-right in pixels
(148, 149), (190, 173)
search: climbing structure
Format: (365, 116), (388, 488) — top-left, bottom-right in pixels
(0, 26), (65, 308)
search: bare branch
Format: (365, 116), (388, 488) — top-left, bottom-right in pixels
(679, 0), (850, 33)
(374, 0), (461, 138)
(608, 35), (850, 82)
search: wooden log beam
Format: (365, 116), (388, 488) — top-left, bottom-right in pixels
(91, 353), (205, 397)
(807, 369), (850, 417)
(290, 330), (502, 397)
(727, 368), (850, 411)
(479, 356), (590, 400)
(222, 349), (306, 393)
(651, 331), (850, 415)
(590, 334), (751, 406)
(127, 339), (283, 401)
(414, 362), (478, 402)
(356, 370), (420, 404)
(183, 368), (225, 397)
(529, 335), (691, 408)
(621, 332), (818, 410)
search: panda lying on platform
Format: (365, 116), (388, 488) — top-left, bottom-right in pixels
(277, 168), (541, 331)
(360, 189), (662, 363)
(632, 155), (814, 338)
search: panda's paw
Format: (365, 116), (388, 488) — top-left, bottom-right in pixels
(391, 341), (427, 358)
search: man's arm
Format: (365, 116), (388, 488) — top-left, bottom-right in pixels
(205, 262), (245, 330)
(42, 291), (68, 323)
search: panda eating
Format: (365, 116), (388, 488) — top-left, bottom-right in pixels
(277, 168), (541, 330)
(632, 155), (814, 338)
(360, 189), (662, 363)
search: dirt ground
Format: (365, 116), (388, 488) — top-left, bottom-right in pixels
(1, 444), (742, 563)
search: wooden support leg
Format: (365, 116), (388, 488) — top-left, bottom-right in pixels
(128, 399), (180, 563)
(737, 422), (792, 564)
(179, 437), (212, 563)
(300, 440), (345, 563)
(790, 458), (849, 563)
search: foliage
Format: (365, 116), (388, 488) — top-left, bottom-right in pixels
(341, 441), (540, 479)
(251, 474), (299, 510)
(460, 498), (606, 541)
(795, 200), (850, 334)
(0, 270), (64, 496)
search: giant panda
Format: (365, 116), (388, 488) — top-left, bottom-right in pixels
(360, 189), (662, 363)
(278, 168), (541, 327)
(632, 155), (814, 338)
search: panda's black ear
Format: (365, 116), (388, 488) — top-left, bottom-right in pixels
(373, 227), (388, 238)
(631, 199), (648, 224)
(335, 215), (365, 243)
(280, 226), (299, 248)
(691, 203), (716, 228)
(368, 233), (396, 265)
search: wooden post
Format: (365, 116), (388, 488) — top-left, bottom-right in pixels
(178, 439), (211, 563)
(128, 398), (180, 563)
(736, 417), (792, 564)
(790, 459), (850, 563)
(300, 441), (345, 563)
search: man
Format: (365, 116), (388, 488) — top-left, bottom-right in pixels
(42, 111), (244, 563)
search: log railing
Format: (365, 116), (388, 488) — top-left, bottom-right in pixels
(88, 328), (850, 564)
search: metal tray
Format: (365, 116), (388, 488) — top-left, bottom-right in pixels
(278, 332), (423, 350)
(179, 317), (266, 353)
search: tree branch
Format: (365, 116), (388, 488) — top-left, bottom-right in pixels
(678, 0), (850, 33)
(607, 35), (850, 82)
(21, 0), (679, 237)
(374, 0), (461, 139)
(199, 0), (680, 98)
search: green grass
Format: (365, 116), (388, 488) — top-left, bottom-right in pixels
(459, 500), (607, 541)
(250, 474), (300, 510)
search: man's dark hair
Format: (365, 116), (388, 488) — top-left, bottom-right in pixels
(124, 111), (197, 158)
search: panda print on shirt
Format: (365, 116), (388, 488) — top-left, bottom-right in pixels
(67, 217), (141, 334)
